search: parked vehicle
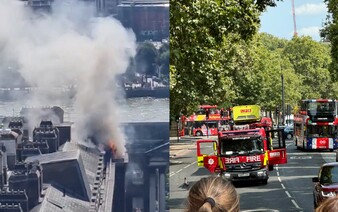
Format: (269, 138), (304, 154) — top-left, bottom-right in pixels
(312, 162), (338, 209)
(284, 126), (294, 139)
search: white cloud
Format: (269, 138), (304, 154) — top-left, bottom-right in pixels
(297, 26), (320, 38)
(295, 3), (327, 15)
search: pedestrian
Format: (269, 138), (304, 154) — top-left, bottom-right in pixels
(185, 176), (239, 212)
(206, 108), (209, 120)
(316, 196), (338, 212)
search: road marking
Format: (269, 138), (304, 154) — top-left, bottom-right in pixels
(290, 156), (312, 159)
(286, 143), (293, 148)
(276, 157), (302, 210)
(291, 199), (301, 209)
(288, 152), (335, 155)
(169, 161), (197, 177)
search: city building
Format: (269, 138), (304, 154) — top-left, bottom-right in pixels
(117, 0), (169, 41)
(0, 107), (169, 211)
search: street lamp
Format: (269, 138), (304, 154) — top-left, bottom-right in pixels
(281, 74), (285, 126)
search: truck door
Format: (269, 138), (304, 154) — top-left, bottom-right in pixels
(266, 129), (287, 165)
(196, 139), (219, 173)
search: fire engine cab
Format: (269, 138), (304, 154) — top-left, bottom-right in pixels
(196, 105), (287, 184)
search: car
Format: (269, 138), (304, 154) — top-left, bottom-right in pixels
(312, 162), (338, 209)
(283, 125), (294, 139)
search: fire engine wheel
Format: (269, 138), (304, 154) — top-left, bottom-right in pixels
(268, 165), (273, 171)
(196, 131), (203, 136)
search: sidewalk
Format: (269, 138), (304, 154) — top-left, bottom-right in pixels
(170, 136), (198, 143)
(170, 135), (217, 143)
(169, 136), (218, 159)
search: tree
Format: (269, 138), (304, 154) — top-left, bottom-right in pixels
(253, 33), (302, 110)
(283, 36), (332, 99)
(158, 50), (169, 77)
(170, 0), (281, 117)
(321, 0), (338, 81)
(135, 42), (158, 76)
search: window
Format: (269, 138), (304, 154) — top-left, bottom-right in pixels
(219, 138), (264, 156)
(307, 125), (335, 138)
(320, 166), (338, 184)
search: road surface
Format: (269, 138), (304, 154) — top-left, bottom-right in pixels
(169, 136), (336, 211)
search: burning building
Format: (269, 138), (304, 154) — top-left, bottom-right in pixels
(0, 106), (169, 211)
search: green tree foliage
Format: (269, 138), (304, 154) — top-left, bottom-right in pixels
(170, 0), (335, 118)
(170, 0), (280, 117)
(135, 42), (158, 76)
(283, 36), (332, 99)
(254, 33), (301, 109)
(321, 0), (338, 81)
(157, 42), (169, 77)
(124, 41), (169, 83)
(232, 33), (301, 111)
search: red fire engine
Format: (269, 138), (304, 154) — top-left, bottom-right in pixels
(196, 105), (287, 184)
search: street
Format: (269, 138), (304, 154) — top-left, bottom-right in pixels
(169, 136), (336, 212)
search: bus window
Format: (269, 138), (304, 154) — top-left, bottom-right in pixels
(307, 125), (335, 138)
(207, 122), (217, 128)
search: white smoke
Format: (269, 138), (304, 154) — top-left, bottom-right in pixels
(0, 0), (136, 156)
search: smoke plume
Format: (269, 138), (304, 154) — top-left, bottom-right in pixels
(0, 0), (136, 156)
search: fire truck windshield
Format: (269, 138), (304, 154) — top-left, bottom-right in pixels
(307, 102), (335, 116)
(219, 137), (264, 156)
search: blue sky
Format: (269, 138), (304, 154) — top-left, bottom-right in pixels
(260, 0), (328, 41)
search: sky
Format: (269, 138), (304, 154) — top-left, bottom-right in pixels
(260, 0), (328, 41)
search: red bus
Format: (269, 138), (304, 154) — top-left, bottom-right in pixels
(294, 99), (338, 151)
(179, 105), (230, 136)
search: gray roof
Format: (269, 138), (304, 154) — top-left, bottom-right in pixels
(25, 150), (91, 201)
(25, 150), (81, 164)
(38, 185), (89, 212)
(61, 142), (102, 186)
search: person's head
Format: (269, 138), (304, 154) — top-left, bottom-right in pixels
(316, 196), (338, 212)
(186, 176), (239, 212)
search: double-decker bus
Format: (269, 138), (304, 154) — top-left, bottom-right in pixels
(294, 99), (338, 151)
(179, 105), (231, 136)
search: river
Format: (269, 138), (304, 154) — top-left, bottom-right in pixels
(0, 97), (169, 123)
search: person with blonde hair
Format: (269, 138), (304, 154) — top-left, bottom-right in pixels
(316, 196), (338, 212)
(186, 176), (239, 212)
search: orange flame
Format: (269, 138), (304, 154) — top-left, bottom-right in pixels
(108, 139), (118, 158)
